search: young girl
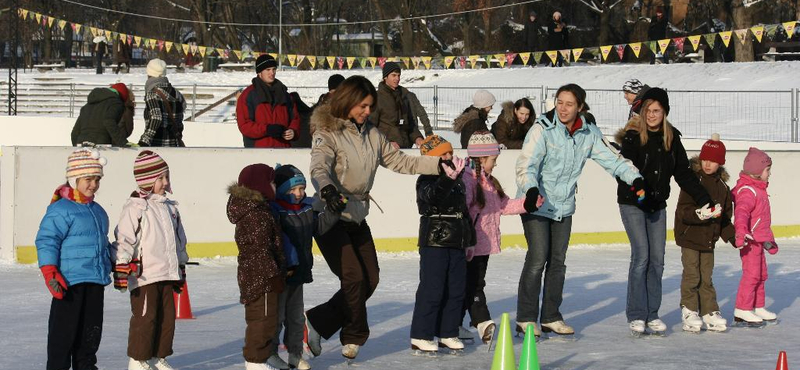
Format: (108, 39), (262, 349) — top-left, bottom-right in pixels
(461, 131), (537, 344)
(732, 147), (778, 326)
(36, 148), (111, 370)
(112, 150), (188, 370)
(491, 98), (535, 150)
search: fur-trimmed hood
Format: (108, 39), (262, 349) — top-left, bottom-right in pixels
(227, 183), (268, 224)
(453, 106), (483, 133)
(310, 104), (349, 132)
(497, 100), (534, 126)
(689, 156), (729, 182)
(614, 117), (641, 144)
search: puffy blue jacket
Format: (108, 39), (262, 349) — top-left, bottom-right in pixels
(515, 110), (642, 221)
(35, 199), (112, 287)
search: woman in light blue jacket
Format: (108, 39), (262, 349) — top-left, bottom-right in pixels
(514, 84), (645, 339)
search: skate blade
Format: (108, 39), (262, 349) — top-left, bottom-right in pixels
(459, 337), (475, 344)
(443, 349), (464, 356)
(732, 319), (766, 328)
(703, 325), (727, 333)
(411, 349), (439, 357)
(763, 319), (779, 326)
(630, 330), (646, 338)
(682, 325), (701, 334)
(647, 330), (667, 337)
(544, 333), (576, 342)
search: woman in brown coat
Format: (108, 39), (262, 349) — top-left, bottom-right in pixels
(491, 98), (535, 149)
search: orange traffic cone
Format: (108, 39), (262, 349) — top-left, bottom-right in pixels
(173, 280), (195, 319)
(776, 351), (788, 370)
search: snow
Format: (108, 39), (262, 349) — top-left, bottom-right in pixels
(2, 241), (798, 369)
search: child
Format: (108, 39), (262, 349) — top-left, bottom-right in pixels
(36, 148), (111, 370)
(227, 164), (286, 370)
(112, 150), (189, 370)
(267, 164), (338, 370)
(732, 147), (779, 326)
(461, 131), (539, 343)
(674, 134), (732, 333)
(409, 135), (473, 355)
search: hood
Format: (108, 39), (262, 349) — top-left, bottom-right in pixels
(311, 104), (349, 132)
(615, 116), (643, 144)
(453, 107), (482, 133)
(87, 87), (123, 105)
(689, 156), (729, 182)
(226, 183), (267, 223)
(497, 101), (533, 126)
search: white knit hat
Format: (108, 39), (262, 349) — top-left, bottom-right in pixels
(472, 90), (496, 109)
(146, 58), (167, 77)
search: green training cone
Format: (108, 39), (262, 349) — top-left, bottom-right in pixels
(518, 324), (540, 370)
(491, 313), (516, 370)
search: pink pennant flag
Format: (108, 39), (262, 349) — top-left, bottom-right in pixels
(378, 57), (387, 68)
(615, 44), (626, 60)
(505, 52), (517, 66)
(672, 37), (685, 52)
(336, 57), (345, 69)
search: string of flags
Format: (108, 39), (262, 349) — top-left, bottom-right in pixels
(16, 8), (799, 69)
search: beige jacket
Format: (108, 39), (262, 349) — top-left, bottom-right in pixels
(112, 194), (189, 290)
(310, 104), (440, 223)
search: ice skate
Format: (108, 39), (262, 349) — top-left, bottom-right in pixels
(245, 361), (279, 370)
(438, 337), (465, 355)
(342, 344), (360, 364)
(515, 321), (542, 341)
(148, 357), (175, 370)
(129, 358), (155, 370)
(288, 353), (311, 370)
(754, 307), (778, 324)
(304, 313), (322, 357)
(646, 319), (667, 336)
(702, 311), (728, 332)
(733, 308), (765, 328)
(410, 339), (438, 357)
(476, 320), (496, 345)
(629, 320), (646, 338)
(681, 307), (702, 333)
(267, 354), (290, 370)
(458, 326), (475, 344)
(541, 320), (575, 341)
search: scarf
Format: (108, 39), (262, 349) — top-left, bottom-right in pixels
(145, 76), (169, 93)
(252, 77), (288, 107)
(275, 198), (304, 211)
(51, 184), (94, 204)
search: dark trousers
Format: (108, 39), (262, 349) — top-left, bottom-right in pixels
(307, 221), (380, 346)
(127, 282), (177, 361)
(243, 292), (280, 363)
(680, 248), (720, 315)
(95, 53), (104, 74)
(47, 283), (105, 370)
(270, 284), (305, 355)
(462, 255), (491, 327)
(410, 247), (466, 340)
(516, 214), (572, 324)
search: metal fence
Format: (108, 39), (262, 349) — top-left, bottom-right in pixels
(2, 82), (799, 142)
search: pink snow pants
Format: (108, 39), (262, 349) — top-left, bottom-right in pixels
(735, 242), (768, 310)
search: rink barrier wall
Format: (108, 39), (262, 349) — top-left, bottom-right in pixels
(3, 146), (800, 263)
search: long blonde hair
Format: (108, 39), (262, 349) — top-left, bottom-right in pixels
(625, 99), (673, 151)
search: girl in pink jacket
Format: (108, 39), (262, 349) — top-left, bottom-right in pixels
(731, 147), (778, 327)
(460, 131), (540, 344)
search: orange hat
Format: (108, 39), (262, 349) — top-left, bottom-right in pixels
(419, 135), (453, 157)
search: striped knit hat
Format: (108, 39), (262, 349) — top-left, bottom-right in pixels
(134, 150), (170, 197)
(467, 130), (501, 157)
(66, 148), (106, 187)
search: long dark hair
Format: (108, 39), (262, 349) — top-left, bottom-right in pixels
(555, 83), (591, 112)
(329, 75), (377, 120)
(513, 98), (535, 122)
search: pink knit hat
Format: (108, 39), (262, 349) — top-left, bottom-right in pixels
(742, 147), (772, 176)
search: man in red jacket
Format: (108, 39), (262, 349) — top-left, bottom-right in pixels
(236, 54), (300, 148)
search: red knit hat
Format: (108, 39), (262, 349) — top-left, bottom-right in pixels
(742, 147), (772, 177)
(110, 83), (129, 102)
(238, 164), (276, 201)
(699, 133), (726, 165)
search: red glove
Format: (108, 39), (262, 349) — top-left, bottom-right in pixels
(40, 265), (67, 299)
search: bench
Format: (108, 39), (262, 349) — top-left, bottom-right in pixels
(33, 62), (66, 72)
(219, 63), (253, 72)
(760, 42), (800, 61)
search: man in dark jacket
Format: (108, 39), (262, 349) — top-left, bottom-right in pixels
(140, 58), (187, 147)
(71, 83), (129, 146)
(370, 62), (433, 149)
(236, 54), (300, 148)
(547, 11), (569, 67)
(648, 7), (669, 64)
(523, 11), (542, 52)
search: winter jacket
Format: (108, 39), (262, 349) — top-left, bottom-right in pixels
(309, 104), (440, 224)
(491, 101), (535, 149)
(236, 78), (301, 148)
(464, 167), (526, 256)
(141, 78), (187, 147)
(523, 18), (541, 51)
(35, 198), (112, 287)
(290, 93), (314, 148)
(731, 173), (774, 244)
(516, 109), (642, 221)
(71, 87), (128, 147)
(269, 197), (339, 285)
(547, 21), (570, 50)
(453, 106), (489, 149)
(674, 157), (735, 251)
(111, 194), (189, 291)
(369, 82), (432, 148)
(227, 184), (285, 304)
(648, 16), (668, 41)
(416, 173), (475, 249)
(614, 120), (711, 212)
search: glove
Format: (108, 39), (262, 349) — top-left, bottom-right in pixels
(320, 184), (347, 214)
(763, 241), (779, 255)
(441, 156), (466, 180)
(465, 247), (475, 262)
(174, 265), (187, 294)
(137, 140), (148, 147)
(40, 265), (67, 299)
(734, 234), (754, 250)
(631, 178), (646, 205)
(523, 187), (541, 213)
(113, 263), (133, 292)
(266, 124), (286, 139)
(695, 203), (723, 221)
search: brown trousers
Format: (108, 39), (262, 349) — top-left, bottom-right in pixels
(243, 291), (279, 363)
(680, 248), (720, 315)
(306, 220), (380, 346)
(128, 282), (177, 361)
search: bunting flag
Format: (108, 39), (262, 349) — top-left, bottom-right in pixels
(58, 20), (67, 30)
(422, 56), (432, 69)
(412, 56), (421, 69)
(215, 48), (225, 57)
(765, 24), (779, 37)
(158, 40), (165, 51)
(234, 50), (243, 61)
(658, 39), (671, 54)
(402, 57), (411, 69)
(303, 55), (314, 68)
(751, 25), (765, 43)
(734, 29), (749, 45)
(494, 54), (506, 67)
(21, 9), (28, 19)
(519, 52), (531, 66)
(546, 50), (558, 65)
(47, 16), (55, 28)
(469, 55), (479, 69)
(615, 44), (626, 60)
(134, 36), (142, 47)
(630, 43), (642, 58)
(104, 30), (112, 40)
(533, 52), (544, 64)
(119, 33), (127, 44)
(326, 56), (336, 68)
(377, 57), (387, 68)
(34, 13), (42, 24)
(570, 48), (583, 62)
(358, 57), (367, 69)
(76, 23), (82, 34)
(688, 35), (702, 51)
(673, 37), (685, 52)
(333, 57), (341, 69)
(704, 33), (716, 49)
(346, 56), (356, 69)
(646, 41), (657, 55)
(719, 31), (733, 48)
(505, 53), (517, 66)
(269, 53), (277, 59)
(316, 56), (326, 68)
(784, 21), (797, 38)
(88, 26), (97, 37)
(559, 49), (571, 62)
(181, 44), (190, 55)
(298, 55), (307, 66)
(198, 46), (207, 57)
(600, 45), (612, 61)
(70, 23), (77, 32)
(368, 57), (377, 68)
(444, 56), (455, 68)
(288, 54), (298, 67)
(165, 41), (174, 52)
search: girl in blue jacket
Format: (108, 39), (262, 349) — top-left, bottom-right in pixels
(36, 148), (112, 370)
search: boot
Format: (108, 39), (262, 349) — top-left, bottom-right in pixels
(754, 307), (777, 321)
(476, 320), (496, 344)
(288, 352), (311, 370)
(438, 337), (465, 351)
(266, 354), (289, 370)
(515, 321), (541, 338)
(341, 344), (360, 360)
(410, 338), (438, 355)
(148, 358), (175, 370)
(129, 358), (154, 370)
(702, 311), (727, 332)
(541, 320), (575, 335)
(681, 307), (703, 333)
(304, 313), (322, 357)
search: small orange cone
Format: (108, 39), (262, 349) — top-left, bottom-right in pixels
(173, 280), (195, 319)
(776, 351), (788, 370)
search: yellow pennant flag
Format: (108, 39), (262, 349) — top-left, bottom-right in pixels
(368, 57), (377, 68)
(134, 36), (142, 47)
(307, 56), (317, 69)
(411, 57), (421, 69)
(784, 21), (797, 38)
(346, 56), (356, 69)
(734, 29), (749, 45)
(216, 48), (226, 57)
(297, 55), (306, 66)
(75, 24), (82, 33)
(533, 52), (544, 64)
(181, 44), (190, 55)
(21, 9), (28, 19)
(468, 55), (479, 69)
(519, 52), (531, 66)
(422, 56), (432, 69)
(326, 56), (336, 68)
(104, 30), (112, 40)
(35, 13), (42, 24)
(658, 39), (671, 54)
(719, 31), (733, 48)
(269, 53), (278, 59)
(191, 45), (198, 54)
(288, 54), (298, 67)
(401, 57), (410, 68)
(444, 56), (455, 68)
(629, 43), (642, 58)
(546, 50), (559, 65)
(493, 54), (505, 67)
(119, 33), (127, 43)
(600, 45), (612, 61)
(165, 41), (173, 52)
(750, 26), (765, 43)
(234, 50), (243, 60)
(47, 17), (55, 28)
(688, 35), (702, 51)
(559, 49), (571, 62)
(571, 48), (584, 62)
(58, 20), (67, 30)
(198, 46), (207, 57)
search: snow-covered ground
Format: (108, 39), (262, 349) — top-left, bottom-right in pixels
(2, 240), (798, 370)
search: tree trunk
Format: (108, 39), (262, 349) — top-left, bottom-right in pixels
(732, 1), (754, 62)
(599, 7), (611, 46)
(482, 10), (491, 50)
(43, 26), (52, 63)
(370, 0), (395, 56)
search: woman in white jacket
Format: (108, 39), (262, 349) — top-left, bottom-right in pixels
(112, 150), (188, 370)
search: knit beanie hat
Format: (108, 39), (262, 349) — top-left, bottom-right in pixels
(640, 87), (670, 115)
(467, 131), (501, 157)
(238, 163), (276, 201)
(274, 164), (307, 201)
(742, 147), (772, 177)
(699, 133), (726, 165)
(110, 83), (129, 102)
(472, 90), (496, 109)
(66, 148), (107, 187)
(382, 61), (401, 79)
(328, 74), (345, 91)
(255, 54), (278, 74)
(134, 150), (170, 197)
(419, 135), (453, 157)
(622, 79), (644, 94)
(146, 58), (167, 77)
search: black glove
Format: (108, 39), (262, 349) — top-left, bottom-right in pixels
(631, 178), (646, 204)
(266, 124), (285, 139)
(173, 265), (186, 294)
(320, 184), (347, 213)
(137, 140), (148, 147)
(523, 187), (540, 213)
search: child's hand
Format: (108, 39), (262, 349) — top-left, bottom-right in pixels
(695, 204), (722, 221)
(40, 265), (67, 299)
(763, 241), (779, 255)
(630, 178), (646, 205)
(523, 188), (541, 213)
(465, 247), (475, 262)
(441, 156), (466, 180)
(536, 195), (545, 209)
(734, 234), (754, 250)
(113, 263), (133, 292)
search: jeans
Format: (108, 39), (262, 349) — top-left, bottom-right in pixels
(270, 284), (305, 355)
(619, 204), (666, 322)
(410, 247), (466, 340)
(516, 214), (573, 324)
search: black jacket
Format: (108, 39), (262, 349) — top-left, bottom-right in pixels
(523, 19), (541, 51)
(416, 174), (475, 249)
(615, 125), (711, 212)
(547, 21), (570, 50)
(71, 88), (128, 146)
(648, 16), (668, 41)
(453, 106), (489, 149)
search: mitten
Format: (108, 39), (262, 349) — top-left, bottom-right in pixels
(40, 265), (67, 299)
(320, 184), (347, 213)
(763, 241), (779, 255)
(734, 234), (754, 250)
(113, 263), (133, 292)
(173, 265), (186, 294)
(441, 156), (466, 180)
(695, 204), (722, 221)
(630, 178), (646, 204)
(523, 187), (541, 213)
(266, 124), (285, 139)
(465, 247), (475, 262)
